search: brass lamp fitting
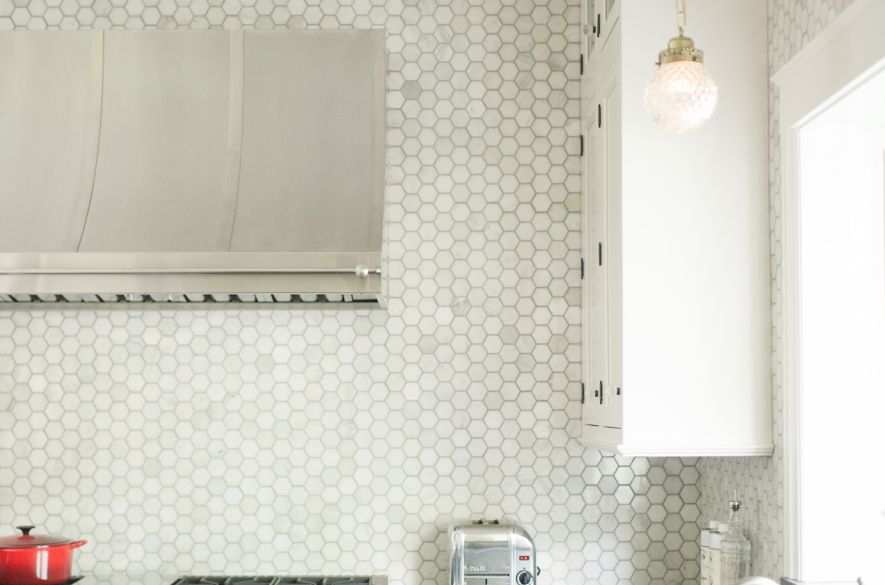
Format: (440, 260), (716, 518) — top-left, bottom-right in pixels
(657, 34), (704, 65)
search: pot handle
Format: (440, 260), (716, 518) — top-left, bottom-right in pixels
(69, 539), (87, 550)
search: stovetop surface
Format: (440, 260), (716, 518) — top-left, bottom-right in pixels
(171, 577), (374, 585)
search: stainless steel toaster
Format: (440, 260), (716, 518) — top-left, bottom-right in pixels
(449, 521), (536, 585)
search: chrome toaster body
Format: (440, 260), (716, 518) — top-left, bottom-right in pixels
(449, 522), (536, 585)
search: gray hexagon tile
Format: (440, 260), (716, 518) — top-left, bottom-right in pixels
(0, 1), (699, 585)
(698, 0), (859, 579)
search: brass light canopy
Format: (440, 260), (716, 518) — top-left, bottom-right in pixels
(657, 34), (704, 65)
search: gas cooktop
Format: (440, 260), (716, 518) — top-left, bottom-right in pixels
(170, 577), (384, 585)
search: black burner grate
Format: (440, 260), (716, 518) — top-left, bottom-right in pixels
(171, 577), (374, 585)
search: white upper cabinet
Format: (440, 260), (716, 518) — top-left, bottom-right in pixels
(580, 0), (772, 456)
(581, 0), (619, 62)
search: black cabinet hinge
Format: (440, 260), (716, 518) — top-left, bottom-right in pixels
(581, 382), (585, 404)
(580, 257), (585, 279)
(596, 13), (601, 38)
(580, 53), (584, 76)
(597, 242), (603, 266)
(597, 103), (602, 128)
(579, 134), (584, 157)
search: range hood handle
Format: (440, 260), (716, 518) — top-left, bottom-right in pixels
(355, 265), (381, 278)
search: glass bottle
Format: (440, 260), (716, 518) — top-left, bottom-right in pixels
(720, 499), (751, 585)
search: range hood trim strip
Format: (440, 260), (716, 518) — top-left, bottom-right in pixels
(0, 268), (382, 275)
(0, 273), (382, 295)
(0, 251), (381, 271)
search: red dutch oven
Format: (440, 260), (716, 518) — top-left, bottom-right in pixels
(0, 526), (86, 585)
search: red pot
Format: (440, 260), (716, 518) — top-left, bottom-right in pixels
(0, 526), (86, 585)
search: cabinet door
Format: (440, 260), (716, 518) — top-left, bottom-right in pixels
(580, 0), (590, 67)
(583, 55), (622, 431)
(599, 56), (623, 429)
(586, 0), (618, 57)
(598, 0), (619, 48)
(582, 111), (608, 428)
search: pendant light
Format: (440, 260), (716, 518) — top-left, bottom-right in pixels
(643, 0), (718, 133)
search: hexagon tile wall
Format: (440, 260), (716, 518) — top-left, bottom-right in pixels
(0, 2), (700, 585)
(698, 0), (859, 579)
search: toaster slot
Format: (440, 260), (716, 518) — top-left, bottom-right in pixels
(464, 577), (511, 585)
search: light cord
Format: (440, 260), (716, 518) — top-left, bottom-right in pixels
(676, 0), (687, 36)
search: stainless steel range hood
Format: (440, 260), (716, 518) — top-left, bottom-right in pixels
(0, 29), (385, 307)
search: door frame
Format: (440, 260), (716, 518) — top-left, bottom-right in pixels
(772, 0), (885, 577)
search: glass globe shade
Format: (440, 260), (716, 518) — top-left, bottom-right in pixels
(643, 60), (719, 133)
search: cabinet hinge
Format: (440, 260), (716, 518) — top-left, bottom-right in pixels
(597, 103), (602, 128)
(598, 380), (603, 404)
(596, 13), (601, 38)
(580, 53), (584, 76)
(580, 257), (585, 279)
(579, 134), (584, 157)
(597, 242), (603, 266)
(581, 382), (585, 404)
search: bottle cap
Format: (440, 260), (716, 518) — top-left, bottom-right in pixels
(729, 500), (742, 512)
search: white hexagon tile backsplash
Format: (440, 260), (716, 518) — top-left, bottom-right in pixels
(0, 2), (701, 585)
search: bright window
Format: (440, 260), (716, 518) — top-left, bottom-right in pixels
(795, 66), (885, 585)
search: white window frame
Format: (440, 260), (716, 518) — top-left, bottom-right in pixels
(772, 0), (885, 577)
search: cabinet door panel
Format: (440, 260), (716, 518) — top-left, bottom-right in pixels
(600, 60), (623, 429)
(583, 0), (596, 60)
(583, 112), (608, 427)
(580, 0), (589, 64)
(597, 0), (619, 54)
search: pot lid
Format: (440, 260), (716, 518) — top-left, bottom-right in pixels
(0, 526), (77, 548)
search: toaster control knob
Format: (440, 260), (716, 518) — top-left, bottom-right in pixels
(516, 571), (533, 585)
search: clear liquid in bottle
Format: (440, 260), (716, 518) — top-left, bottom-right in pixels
(720, 498), (751, 585)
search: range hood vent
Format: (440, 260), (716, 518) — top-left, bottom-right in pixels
(0, 293), (380, 308)
(0, 29), (386, 307)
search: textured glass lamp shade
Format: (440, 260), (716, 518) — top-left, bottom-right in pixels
(643, 60), (719, 133)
